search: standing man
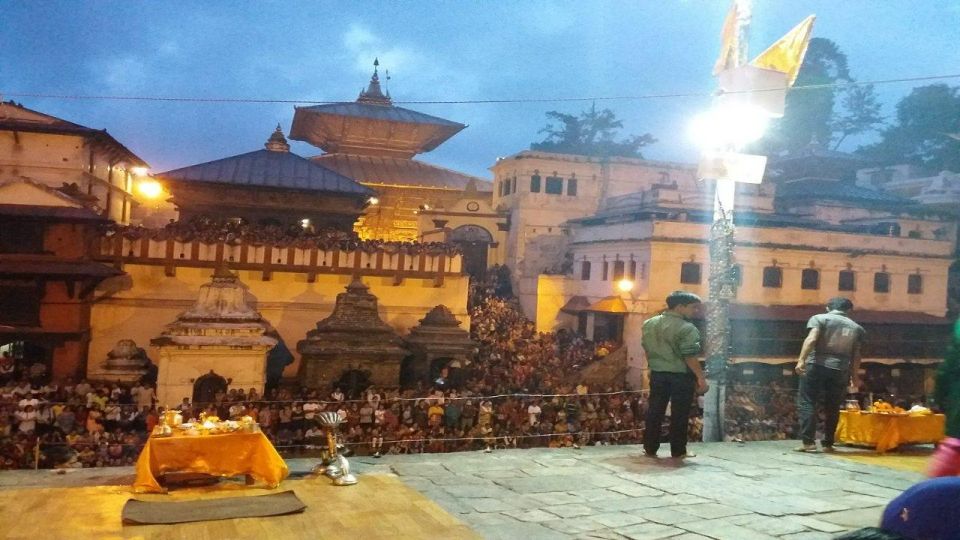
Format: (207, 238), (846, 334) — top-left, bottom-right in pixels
(642, 291), (709, 459)
(795, 297), (865, 453)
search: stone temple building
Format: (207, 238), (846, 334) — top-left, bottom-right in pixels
(290, 60), (496, 245)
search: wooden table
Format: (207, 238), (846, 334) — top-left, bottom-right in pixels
(835, 410), (945, 453)
(133, 430), (289, 493)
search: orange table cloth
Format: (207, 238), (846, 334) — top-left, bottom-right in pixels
(133, 431), (289, 493)
(835, 410), (945, 453)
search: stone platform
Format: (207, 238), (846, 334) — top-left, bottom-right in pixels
(0, 441), (926, 539)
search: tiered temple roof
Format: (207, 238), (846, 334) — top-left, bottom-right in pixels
(289, 60), (465, 159)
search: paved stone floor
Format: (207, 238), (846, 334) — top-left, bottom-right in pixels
(0, 441), (925, 539)
(354, 440), (922, 540)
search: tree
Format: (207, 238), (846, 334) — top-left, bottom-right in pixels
(531, 104), (656, 158)
(831, 83), (885, 151)
(858, 84), (960, 172)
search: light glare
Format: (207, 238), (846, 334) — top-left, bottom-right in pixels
(136, 179), (163, 199)
(689, 104), (771, 150)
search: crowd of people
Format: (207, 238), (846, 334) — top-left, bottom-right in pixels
(7, 268), (912, 470)
(724, 381), (798, 442)
(103, 217), (460, 255)
(0, 269), (669, 469)
(0, 376), (154, 469)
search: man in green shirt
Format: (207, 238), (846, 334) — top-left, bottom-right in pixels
(641, 291), (708, 459)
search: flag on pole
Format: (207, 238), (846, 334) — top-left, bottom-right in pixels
(712, 2), (740, 75)
(750, 15), (816, 86)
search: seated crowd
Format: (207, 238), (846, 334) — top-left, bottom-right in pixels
(104, 217), (459, 255)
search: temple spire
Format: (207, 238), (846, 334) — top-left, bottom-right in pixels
(357, 58), (392, 106)
(264, 124), (290, 152)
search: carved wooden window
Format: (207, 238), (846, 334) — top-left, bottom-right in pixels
(838, 270), (856, 291)
(567, 178), (578, 196)
(530, 174), (541, 193)
(612, 260), (625, 281)
(762, 266), (782, 288)
(0, 280), (41, 326)
(680, 262), (701, 284)
(874, 272), (890, 293)
(545, 176), (564, 195)
(0, 222), (45, 254)
(801, 269), (820, 290)
(908, 273), (923, 295)
(581, 261), (591, 281)
(601, 261), (609, 281)
(628, 260), (637, 281)
(730, 264), (742, 286)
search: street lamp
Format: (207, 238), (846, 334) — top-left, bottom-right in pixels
(695, 1), (815, 442)
(616, 278), (635, 294)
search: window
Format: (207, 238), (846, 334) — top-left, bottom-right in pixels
(680, 262), (701, 284)
(498, 181), (504, 196)
(908, 273), (923, 294)
(581, 261), (591, 281)
(838, 270), (856, 291)
(0, 280), (41, 326)
(628, 260), (637, 281)
(730, 264), (742, 286)
(567, 178), (577, 196)
(602, 261), (609, 281)
(511, 177), (518, 194)
(874, 272), (890, 293)
(908, 230), (922, 239)
(0, 222), (45, 254)
(613, 260), (625, 281)
(530, 174), (541, 193)
(801, 269), (820, 290)
(762, 266), (782, 288)
(545, 176), (564, 194)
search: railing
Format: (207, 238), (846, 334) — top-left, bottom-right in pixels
(93, 235), (463, 284)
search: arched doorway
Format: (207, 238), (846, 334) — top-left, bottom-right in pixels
(450, 225), (493, 278)
(193, 371), (228, 405)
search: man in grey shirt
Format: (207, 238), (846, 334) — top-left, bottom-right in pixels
(795, 297), (865, 452)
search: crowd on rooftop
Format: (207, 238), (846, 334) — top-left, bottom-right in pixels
(103, 217), (460, 255)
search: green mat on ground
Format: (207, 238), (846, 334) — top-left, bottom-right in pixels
(122, 490), (306, 525)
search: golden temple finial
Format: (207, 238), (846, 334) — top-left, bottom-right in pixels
(264, 124), (290, 152)
(358, 58), (392, 106)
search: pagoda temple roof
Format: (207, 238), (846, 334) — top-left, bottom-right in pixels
(297, 101), (464, 129)
(313, 153), (491, 191)
(158, 128), (374, 197)
(289, 62), (466, 158)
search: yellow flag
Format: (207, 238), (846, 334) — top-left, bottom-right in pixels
(712, 3), (740, 75)
(750, 15), (816, 86)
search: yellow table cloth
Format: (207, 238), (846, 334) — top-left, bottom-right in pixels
(133, 431), (289, 493)
(835, 411), (945, 453)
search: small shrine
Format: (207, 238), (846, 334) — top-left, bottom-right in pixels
(150, 267), (276, 407)
(297, 278), (407, 391)
(101, 339), (150, 382)
(402, 305), (475, 388)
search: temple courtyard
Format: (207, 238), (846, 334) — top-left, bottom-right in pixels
(0, 440), (927, 539)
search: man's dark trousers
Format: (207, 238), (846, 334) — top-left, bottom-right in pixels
(797, 363), (847, 446)
(643, 371), (696, 457)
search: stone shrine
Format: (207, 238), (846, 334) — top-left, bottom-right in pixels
(150, 267), (276, 407)
(402, 305), (475, 388)
(101, 339), (150, 383)
(297, 278), (407, 391)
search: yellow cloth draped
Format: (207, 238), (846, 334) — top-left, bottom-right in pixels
(133, 431), (289, 493)
(835, 411), (945, 453)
